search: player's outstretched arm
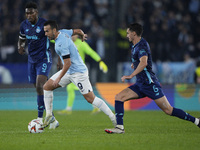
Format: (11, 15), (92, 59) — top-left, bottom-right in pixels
(17, 38), (26, 55)
(72, 29), (87, 41)
(79, 40), (108, 73)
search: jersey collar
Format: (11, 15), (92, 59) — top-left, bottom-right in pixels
(133, 37), (143, 48)
(26, 17), (40, 27)
(55, 31), (61, 41)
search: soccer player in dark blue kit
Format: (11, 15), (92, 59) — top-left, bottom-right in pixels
(105, 23), (200, 134)
(18, 1), (59, 129)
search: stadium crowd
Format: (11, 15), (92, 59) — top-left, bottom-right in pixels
(0, 0), (200, 63)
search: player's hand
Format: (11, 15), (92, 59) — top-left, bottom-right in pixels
(99, 61), (108, 73)
(121, 75), (133, 82)
(131, 63), (134, 69)
(18, 42), (26, 55)
(81, 34), (87, 42)
(18, 47), (25, 55)
(53, 78), (61, 87)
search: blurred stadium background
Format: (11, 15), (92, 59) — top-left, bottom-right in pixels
(0, 0), (200, 111)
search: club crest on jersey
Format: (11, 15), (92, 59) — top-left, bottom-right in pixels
(36, 26), (41, 33)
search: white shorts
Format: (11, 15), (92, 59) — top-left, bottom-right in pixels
(50, 71), (93, 94)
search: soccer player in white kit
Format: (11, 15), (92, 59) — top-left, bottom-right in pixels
(42, 20), (116, 128)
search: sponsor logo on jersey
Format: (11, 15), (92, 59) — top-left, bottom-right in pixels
(26, 35), (38, 40)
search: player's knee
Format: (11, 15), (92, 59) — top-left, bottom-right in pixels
(83, 93), (95, 104)
(115, 93), (120, 100)
(36, 85), (43, 95)
(43, 83), (48, 91)
(86, 98), (93, 104)
(115, 93), (123, 101)
(84, 96), (93, 104)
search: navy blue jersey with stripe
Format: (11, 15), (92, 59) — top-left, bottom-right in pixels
(19, 17), (52, 63)
(131, 38), (158, 84)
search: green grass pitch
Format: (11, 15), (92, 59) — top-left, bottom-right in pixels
(0, 110), (199, 150)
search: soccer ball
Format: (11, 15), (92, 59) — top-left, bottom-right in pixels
(28, 119), (44, 133)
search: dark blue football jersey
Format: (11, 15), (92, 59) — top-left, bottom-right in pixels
(131, 38), (158, 84)
(19, 17), (52, 63)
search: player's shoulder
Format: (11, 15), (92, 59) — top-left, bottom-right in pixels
(139, 38), (148, 45)
(60, 31), (72, 40)
(56, 33), (68, 45)
(59, 29), (68, 34)
(59, 29), (73, 36)
(138, 38), (150, 49)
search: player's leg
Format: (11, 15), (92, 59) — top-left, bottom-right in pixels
(91, 106), (101, 114)
(35, 61), (52, 123)
(143, 82), (200, 127)
(35, 75), (48, 123)
(83, 91), (116, 126)
(42, 71), (71, 128)
(28, 62), (45, 123)
(71, 71), (116, 126)
(155, 96), (200, 127)
(42, 77), (60, 129)
(105, 86), (140, 134)
(66, 83), (78, 111)
(42, 78), (60, 128)
(37, 74), (60, 129)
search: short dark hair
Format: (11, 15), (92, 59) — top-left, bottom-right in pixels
(128, 23), (143, 36)
(44, 20), (58, 30)
(25, 1), (38, 9)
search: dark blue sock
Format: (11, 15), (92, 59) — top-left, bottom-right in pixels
(37, 95), (45, 118)
(115, 100), (124, 125)
(171, 107), (195, 123)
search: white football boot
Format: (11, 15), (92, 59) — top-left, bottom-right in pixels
(49, 119), (59, 129)
(105, 127), (125, 134)
(42, 115), (55, 128)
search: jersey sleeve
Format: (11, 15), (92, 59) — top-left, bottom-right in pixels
(59, 29), (73, 37)
(19, 23), (26, 40)
(138, 49), (148, 59)
(60, 39), (70, 57)
(78, 40), (101, 62)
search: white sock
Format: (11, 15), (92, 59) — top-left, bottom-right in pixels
(92, 97), (115, 119)
(194, 118), (200, 125)
(44, 90), (53, 117)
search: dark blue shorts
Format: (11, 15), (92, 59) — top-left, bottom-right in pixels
(28, 60), (52, 83)
(128, 82), (164, 100)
